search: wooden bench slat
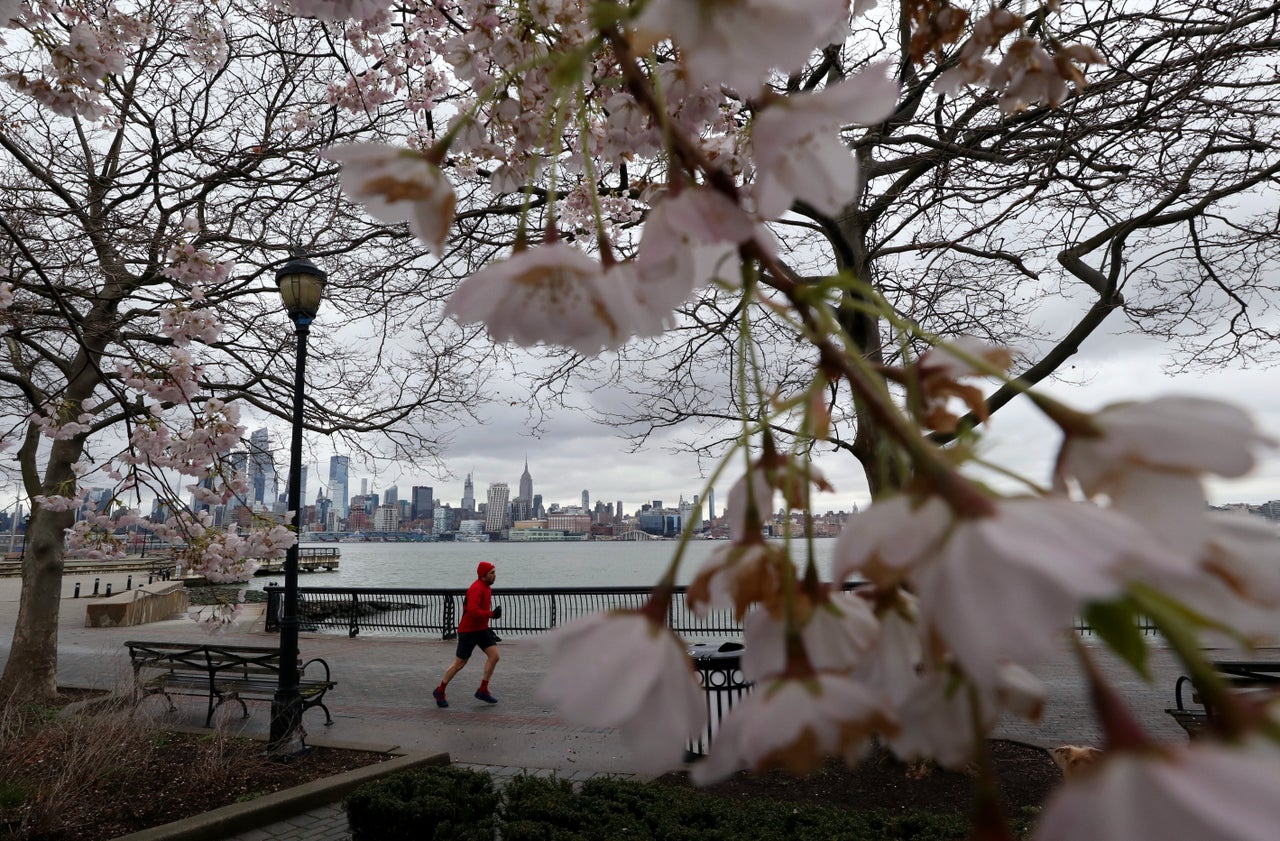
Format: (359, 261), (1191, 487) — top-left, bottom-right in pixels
(125, 640), (336, 733)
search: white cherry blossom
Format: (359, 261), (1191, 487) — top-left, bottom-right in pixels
(323, 142), (456, 255)
(751, 63), (899, 219)
(634, 0), (851, 95)
(445, 241), (653, 355)
(635, 186), (755, 313)
(691, 670), (895, 785)
(741, 590), (879, 680)
(1035, 738), (1280, 841)
(890, 664), (1044, 769)
(538, 611), (705, 774)
(836, 494), (1172, 688)
(286, 0), (391, 21)
(687, 539), (792, 619)
(1056, 396), (1267, 494)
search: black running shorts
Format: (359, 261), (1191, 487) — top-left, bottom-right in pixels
(455, 629), (499, 660)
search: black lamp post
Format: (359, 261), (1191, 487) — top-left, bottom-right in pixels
(269, 255), (327, 756)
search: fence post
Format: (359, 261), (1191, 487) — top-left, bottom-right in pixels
(442, 594), (456, 641)
(549, 594), (557, 629)
(265, 585), (279, 632)
(349, 592), (360, 638)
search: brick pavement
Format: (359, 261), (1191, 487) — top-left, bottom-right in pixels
(0, 573), (1226, 839)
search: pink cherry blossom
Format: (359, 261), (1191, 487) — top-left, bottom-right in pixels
(1035, 738), (1280, 841)
(691, 670), (896, 785)
(751, 63), (900, 219)
(538, 611), (705, 774)
(323, 142), (456, 255)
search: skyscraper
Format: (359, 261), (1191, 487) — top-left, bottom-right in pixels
(328, 455), (350, 517)
(581, 489), (589, 510)
(485, 482), (510, 533)
(707, 488), (716, 520)
(411, 486), (434, 522)
(248, 428), (275, 506)
(384, 485), (398, 506)
(462, 472), (475, 513)
(519, 458), (533, 503)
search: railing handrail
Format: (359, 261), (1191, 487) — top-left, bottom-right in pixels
(262, 583), (864, 640)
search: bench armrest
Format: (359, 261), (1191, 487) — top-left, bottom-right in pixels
(301, 656), (332, 684)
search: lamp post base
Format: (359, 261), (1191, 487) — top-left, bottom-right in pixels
(268, 693), (308, 758)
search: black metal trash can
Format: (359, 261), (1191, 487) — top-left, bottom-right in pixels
(686, 641), (752, 759)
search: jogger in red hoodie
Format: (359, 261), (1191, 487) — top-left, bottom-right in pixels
(432, 561), (502, 707)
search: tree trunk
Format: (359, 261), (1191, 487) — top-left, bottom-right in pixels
(0, 504), (71, 702)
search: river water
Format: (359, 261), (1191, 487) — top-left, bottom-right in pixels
(255, 538), (842, 590)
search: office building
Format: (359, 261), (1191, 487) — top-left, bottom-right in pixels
(411, 486), (434, 522)
(485, 482), (510, 533)
(248, 427), (276, 505)
(328, 455), (350, 518)
(462, 472), (475, 513)
(581, 489), (589, 510)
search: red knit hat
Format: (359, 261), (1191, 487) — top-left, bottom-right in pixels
(477, 561), (495, 578)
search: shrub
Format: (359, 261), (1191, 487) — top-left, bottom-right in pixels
(348, 767), (992, 841)
(344, 765), (500, 841)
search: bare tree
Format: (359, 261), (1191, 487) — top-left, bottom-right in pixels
(0, 0), (490, 701)
(560, 0), (1280, 494)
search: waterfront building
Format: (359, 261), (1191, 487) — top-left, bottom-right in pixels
(433, 503), (456, 535)
(411, 486), (434, 522)
(458, 519), (485, 536)
(373, 503), (400, 532)
(679, 496), (702, 533)
(509, 528), (587, 541)
(547, 511), (592, 534)
(519, 458), (533, 503)
(462, 472), (475, 513)
(328, 455), (350, 519)
(485, 482), (510, 534)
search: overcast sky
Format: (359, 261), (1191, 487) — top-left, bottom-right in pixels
(330, 322), (1280, 517)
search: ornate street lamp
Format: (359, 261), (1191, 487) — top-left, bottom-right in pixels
(269, 255), (327, 755)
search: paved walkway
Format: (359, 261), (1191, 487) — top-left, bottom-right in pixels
(0, 571), (1206, 840)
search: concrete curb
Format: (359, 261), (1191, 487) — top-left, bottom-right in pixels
(109, 750), (449, 841)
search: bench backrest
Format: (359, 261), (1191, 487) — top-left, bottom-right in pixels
(125, 641), (293, 679)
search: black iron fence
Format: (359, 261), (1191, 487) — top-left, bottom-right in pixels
(262, 584), (862, 639)
(263, 583), (1157, 640)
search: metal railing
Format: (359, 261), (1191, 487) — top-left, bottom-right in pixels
(262, 583), (1155, 640)
(263, 583), (862, 639)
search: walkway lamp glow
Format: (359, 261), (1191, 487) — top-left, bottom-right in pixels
(269, 255), (327, 755)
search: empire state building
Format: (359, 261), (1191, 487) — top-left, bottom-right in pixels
(519, 457), (533, 502)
